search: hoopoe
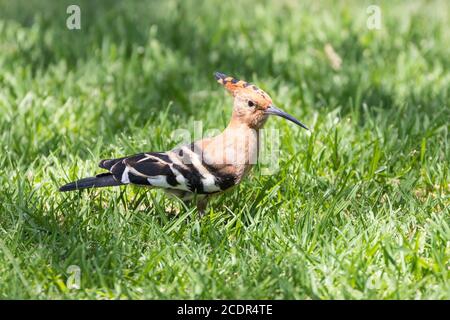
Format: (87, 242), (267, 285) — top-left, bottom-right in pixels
(59, 72), (309, 215)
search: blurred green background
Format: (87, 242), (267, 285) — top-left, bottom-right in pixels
(0, 0), (448, 299)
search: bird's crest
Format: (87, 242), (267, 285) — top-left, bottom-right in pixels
(214, 72), (272, 108)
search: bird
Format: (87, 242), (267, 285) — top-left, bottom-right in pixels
(59, 72), (309, 215)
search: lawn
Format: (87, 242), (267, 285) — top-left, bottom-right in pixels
(0, 0), (448, 299)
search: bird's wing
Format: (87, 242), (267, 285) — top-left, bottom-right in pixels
(99, 152), (180, 189)
(98, 144), (237, 194)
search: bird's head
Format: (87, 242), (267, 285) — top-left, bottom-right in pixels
(215, 72), (309, 130)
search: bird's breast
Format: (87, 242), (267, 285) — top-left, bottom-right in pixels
(201, 126), (260, 182)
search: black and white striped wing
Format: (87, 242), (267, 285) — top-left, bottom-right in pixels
(99, 147), (236, 195)
(99, 152), (181, 189)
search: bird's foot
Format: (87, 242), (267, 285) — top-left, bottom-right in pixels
(196, 196), (209, 218)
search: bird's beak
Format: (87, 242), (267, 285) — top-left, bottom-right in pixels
(265, 105), (309, 130)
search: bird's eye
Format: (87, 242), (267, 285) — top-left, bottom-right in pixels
(247, 100), (255, 107)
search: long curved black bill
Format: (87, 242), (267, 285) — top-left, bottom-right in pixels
(265, 105), (309, 130)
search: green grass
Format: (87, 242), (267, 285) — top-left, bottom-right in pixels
(0, 0), (449, 299)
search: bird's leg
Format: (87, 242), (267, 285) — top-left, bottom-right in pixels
(196, 196), (209, 217)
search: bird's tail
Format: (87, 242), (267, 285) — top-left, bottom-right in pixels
(59, 173), (122, 192)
